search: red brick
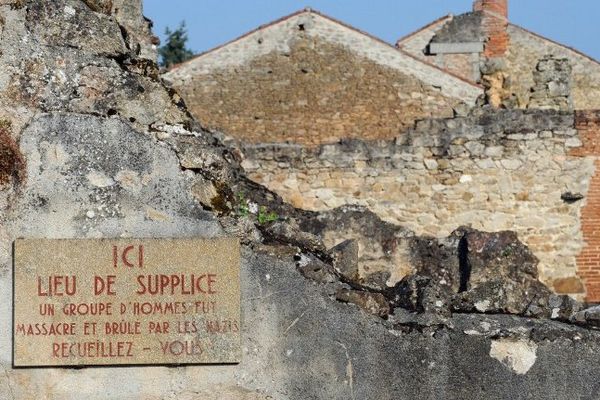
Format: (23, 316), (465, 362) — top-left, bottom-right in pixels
(574, 112), (600, 301)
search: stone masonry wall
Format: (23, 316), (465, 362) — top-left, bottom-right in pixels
(527, 55), (573, 111)
(399, 21), (600, 112)
(398, 16), (483, 94)
(166, 11), (482, 147)
(506, 25), (600, 110)
(242, 108), (594, 298)
(397, 14), (484, 85)
(178, 36), (463, 146)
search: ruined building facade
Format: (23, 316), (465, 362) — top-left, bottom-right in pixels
(165, 1), (600, 302)
(164, 9), (481, 146)
(398, 0), (600, 110)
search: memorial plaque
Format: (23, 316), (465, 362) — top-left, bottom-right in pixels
(13, 238), (241, 367)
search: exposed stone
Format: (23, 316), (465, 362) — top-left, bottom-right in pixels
(4, 0), (600, 397)
(336, 288), (390, 318)
(25, 1), (126, 57)
(262, 220), (326, 255)
(81, 0), (113, 15)
(553, 276), (585, 294)
(451, 229), (552, 316)
(112, 0), (160, 61)
(377, 227), (587, 323)
(424, 158), (438, 170)
(565, 137), (583, 148)
(191, 175), (221, 211)
(548, 294), (583, 321)
(0, 126), (25, 188)
(243, 107), (588, 298)
(296, 253), (337, 284)
(489, 338), (538, 375)
(462, 229), (539, 285)
(528, 55), (573, 111)
(329, 239), (360, 284)
(572, 305), (600, 328)
(298, 205), (415, 290)
(387, 274), (453, 317)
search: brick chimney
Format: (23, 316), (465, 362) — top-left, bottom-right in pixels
(474, 0), (509, 58)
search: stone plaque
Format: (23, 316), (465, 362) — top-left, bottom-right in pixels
(13, 238), (240, 367)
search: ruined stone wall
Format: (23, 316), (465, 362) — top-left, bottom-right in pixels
(399, 21), (600, 111)
(397, 14), (483, 84)
(527, 55), (573, 111)
(506, 25), (600, 110)
(396, 17), (448, 64)
(165, 11), (482, 147)
(243, 108), (594, 298)
(177, 36), (463, 146)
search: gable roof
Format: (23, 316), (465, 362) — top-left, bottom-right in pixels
(397, 11), (600, 68)
(508, 23), (600, 67)
(165, 8), (482, 104)
(167, 8), (309, 73)
(430, 12), (484, 44)
(395, 14), (452, 48)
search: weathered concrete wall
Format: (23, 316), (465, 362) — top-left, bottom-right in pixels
(165, 10), (482, 146)
(243, 108), (594, 298)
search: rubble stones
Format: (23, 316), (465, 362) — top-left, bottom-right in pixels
(0, 126), (25, 188)
(262, 220), (326, 255)
(528, 55), (574, 111)
(572, 305), (600, 328)
(336, 288), (390, 318)
(296, 253), (338, 284)
(243, 107), (588, 294)
(549, 294), (583, 321)
(328, 239), (360, 283)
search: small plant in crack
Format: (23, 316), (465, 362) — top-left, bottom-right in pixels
(257, 205), (278, 224)
(236, 191), (250, 217)
(501, 246), (513, 258)
(235, 191), (279, 224)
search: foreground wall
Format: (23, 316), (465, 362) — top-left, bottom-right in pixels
(243, 108), (595, 299)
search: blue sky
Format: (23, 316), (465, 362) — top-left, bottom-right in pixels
(144, 1), (600, 61)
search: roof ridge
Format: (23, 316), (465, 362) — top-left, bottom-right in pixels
(167, 8), (481, 90)
(509, 22), (600, 67)
(283, 9), (482, 88)
(395, 14), (453, 47)
(167, 8), (311, 72)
